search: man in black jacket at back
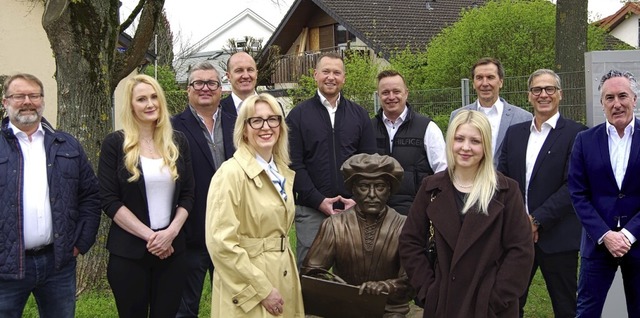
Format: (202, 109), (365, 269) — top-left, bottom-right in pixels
(286, 52), (376, 268)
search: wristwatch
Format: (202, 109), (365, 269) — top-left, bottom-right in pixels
(531, 216), (541, 228)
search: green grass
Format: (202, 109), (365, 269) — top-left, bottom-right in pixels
(523, 269), (554, 318)
(23, 228), (553, 317)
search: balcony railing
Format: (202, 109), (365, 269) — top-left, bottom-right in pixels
(271, 46), (371, 84)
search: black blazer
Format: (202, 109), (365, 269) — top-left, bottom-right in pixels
(220, 95), (239, 134)
(98, 130), (195, 259)
(171, 105), (234, 248)
(498, 115), (587, 254)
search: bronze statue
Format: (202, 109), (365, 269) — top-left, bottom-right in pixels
(301, 153), (413, 317)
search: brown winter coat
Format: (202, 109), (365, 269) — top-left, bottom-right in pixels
(399, 171), (534, 318)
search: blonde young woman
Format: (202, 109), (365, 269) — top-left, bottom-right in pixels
(205, 93), (304, 317)
(98, 74), (194, 317)
(399, 110), (534, 318)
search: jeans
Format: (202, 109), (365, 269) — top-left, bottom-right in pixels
(0, 249), (77, 318)
(176, 246), (214, 318)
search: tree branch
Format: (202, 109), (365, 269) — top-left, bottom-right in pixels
(42, 0), (69, 28)
(112, 0), (165, 91)
(119, 0), (145, 32)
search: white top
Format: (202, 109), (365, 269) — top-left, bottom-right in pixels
(318, 89), (340, 128)
(382, 106), (447, 173)
(524, 112), (559, 214)
(10, 122), (53, 249)
(141, 156), (175, 230)
(476, 98), (504, 155)
(603, 119), (636, 244)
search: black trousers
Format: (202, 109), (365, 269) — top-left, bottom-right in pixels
(519, 245), (578, 318)
(107, 251), (187, 318)
(175, 246), (214, 318)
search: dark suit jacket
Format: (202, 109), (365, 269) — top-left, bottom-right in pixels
(171, 104), (234, 248)
(450, 98), (532, 165)
(99, 130), (195, 259)
(220, 94), (238, 145)
(569, 118), (640, 258)
(498, 115), (587, 254)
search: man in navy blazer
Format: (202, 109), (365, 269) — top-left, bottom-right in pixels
(219, 51), (258, 118)
(499, 69), (587, 318)
(171, 61), (234, 317)
(450, 57), (532, 165)
(568, 70), (640, 317)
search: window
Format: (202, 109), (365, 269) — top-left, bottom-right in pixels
(335, 24), (356, 47)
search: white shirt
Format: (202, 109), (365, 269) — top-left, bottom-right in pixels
(318, 89), (340, 128)
(476, 98), (504, 155)
(10, 122), (53, 249)
(140, 156), (175, 230)
(382, 106), (447, 173)
(231, 91), (258, 112)
(603, 119), (637, 244)
(524, 112), (559, 214)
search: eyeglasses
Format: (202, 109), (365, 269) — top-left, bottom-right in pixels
(529, 86), (558, 96)
(247, 116), (282, 129)
(189, 80), (220, 90)
(5, 93), (43, 102)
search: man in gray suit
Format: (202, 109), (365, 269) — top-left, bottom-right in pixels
(450, 57), (532, 164)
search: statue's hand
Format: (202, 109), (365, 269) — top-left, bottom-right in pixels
(358, 281), (391, 296)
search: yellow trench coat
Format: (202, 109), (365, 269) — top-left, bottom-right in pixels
(205, 146), (304, 318)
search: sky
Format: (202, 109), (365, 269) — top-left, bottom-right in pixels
(120, 0), (292, 53)
(120, 0), (626, 55)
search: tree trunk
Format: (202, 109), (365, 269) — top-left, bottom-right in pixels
(555, 0), (587, 72)
(42, 0), (164, 294)
(555, 0), (587, 121)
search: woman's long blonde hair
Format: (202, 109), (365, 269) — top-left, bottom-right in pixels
(446, 110), (497, 215)
(233, 93), (290, 165)
(121, 74), (179, 182)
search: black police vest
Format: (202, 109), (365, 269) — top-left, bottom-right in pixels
(373, 108), (434, 215)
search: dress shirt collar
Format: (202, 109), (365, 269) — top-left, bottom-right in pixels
(606, 119), (635, 138)
(318, 89), (341, 109)
(8, 121), (44, 141)
(382, 105), (408, 125)
(232, 91), (258, 111)
(530, 112), (560, 133)
(476, 98), (504, 116)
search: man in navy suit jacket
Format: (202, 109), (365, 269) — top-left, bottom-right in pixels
(450, 57), (532, 165)
(171, 61), (234, 317)
(219, 51), (258, 119)
(568, 70), (640, 317)
(499, 69), (586, 318)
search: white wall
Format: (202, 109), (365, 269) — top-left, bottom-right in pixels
(0, 1), (58, 124)
(1, 0), (137, 131)
(585, 50), (640, 127)
(198, 15), (274, 52)
(610, 15), (640, 48)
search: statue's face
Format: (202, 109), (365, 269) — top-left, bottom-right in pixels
(353, 176), (391, 216)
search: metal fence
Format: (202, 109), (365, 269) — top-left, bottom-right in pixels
(164, 71), (587, 126)
(367, 71), (587, 124)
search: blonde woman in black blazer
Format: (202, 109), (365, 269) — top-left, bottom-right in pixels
(99, 75), (194, 318)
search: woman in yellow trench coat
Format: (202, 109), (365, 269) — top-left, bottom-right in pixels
(205, 93), (304, 318)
